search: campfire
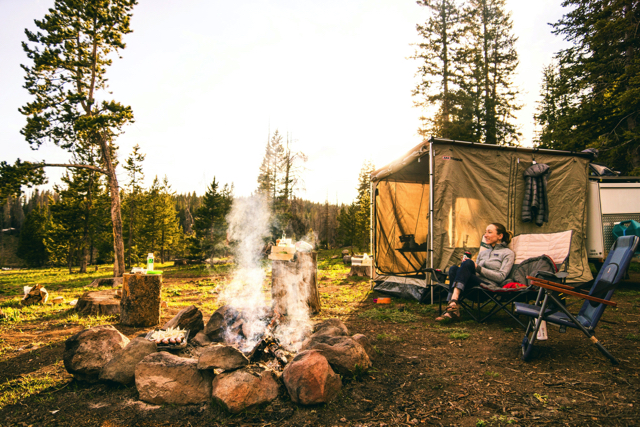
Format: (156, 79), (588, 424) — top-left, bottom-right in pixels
(62, 195), (374, 412)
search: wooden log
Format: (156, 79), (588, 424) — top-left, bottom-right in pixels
(120, 273), (162, 327)
(22, 284), (48, 306)
(272, 252), (320, 315)
(76, 290), (121, 316)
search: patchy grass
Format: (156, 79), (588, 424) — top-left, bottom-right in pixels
(625, 333), (640, 341)
(375, 333), (403, 342)
(357, 308), (417, 323)
(450, 332), (470, 339)
(0, 364), (67, 410)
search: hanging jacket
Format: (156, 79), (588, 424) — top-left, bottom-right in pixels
(522, 163), (550, 226)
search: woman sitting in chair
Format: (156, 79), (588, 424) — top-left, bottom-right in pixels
(436, 223), (515, 321)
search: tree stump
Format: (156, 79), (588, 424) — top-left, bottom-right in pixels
(272, 252), (320, 315)
(76, 290), (121, 316)
(120, 274), (162, 327)
(348, 265), (372, 278)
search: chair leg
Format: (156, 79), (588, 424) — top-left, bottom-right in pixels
(522, 294), (551, 361)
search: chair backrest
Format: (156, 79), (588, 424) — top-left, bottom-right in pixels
(577, 235), (640, 328)
(509, 230), (573, 269)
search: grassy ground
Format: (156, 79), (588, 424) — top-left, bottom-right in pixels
(1, 252), (639, 426)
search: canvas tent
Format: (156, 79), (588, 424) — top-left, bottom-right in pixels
(371, 137), (594, 301)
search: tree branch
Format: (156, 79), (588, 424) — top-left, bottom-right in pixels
(30, 162), (108, 175)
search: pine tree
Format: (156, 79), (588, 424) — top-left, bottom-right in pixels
(257, 130), (284, 207)
(122, 144), (146, 267)
(459, 0), (521, 144)
(413, 0), (465, 138)
(536, 0), (640, 174)
(17, 204), (49, 267)
(16, 0), (137, 277)
(190, 178), (233, 260)
(354, 161), (375, 251)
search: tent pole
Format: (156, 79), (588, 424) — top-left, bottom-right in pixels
(429, 141), (435, 304)
(370, 180), (374, 286)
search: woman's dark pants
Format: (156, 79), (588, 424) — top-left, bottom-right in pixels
(447, 259), (481, 301)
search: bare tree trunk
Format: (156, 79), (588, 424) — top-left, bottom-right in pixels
(99, 135), (125, 278)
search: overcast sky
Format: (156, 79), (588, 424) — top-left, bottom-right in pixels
(0, 0), (571, 204)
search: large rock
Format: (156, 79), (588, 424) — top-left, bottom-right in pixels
(211, 366), (280, 414)
(283, 350), (342, 405)
(162, 305), (204, 335)
(352, 334), (376, 362)
(300, 319), (349, 351)
(198, 344), (249, 371)
(75, 290), (120, 316)
(312, 318), (349, 337)
(135, 352), (213, 405)
(99, 337), (157, 385)
(192, 331), (212, 347)
(306, 336), (371, 376)
(204, 305), (239, 341)
(63, 325), (130, 382)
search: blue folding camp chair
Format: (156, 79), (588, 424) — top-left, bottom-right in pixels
(514, 235), (639, 364)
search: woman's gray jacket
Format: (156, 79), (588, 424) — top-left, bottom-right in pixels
(476, 242), (515, 286)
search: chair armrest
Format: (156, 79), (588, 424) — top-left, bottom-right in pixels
(525, 276), (617, 307)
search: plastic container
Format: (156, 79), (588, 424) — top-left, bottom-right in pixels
(613, 220), (640, 239)
(373, 297), (391, 304)
(147, 253), (154, 271)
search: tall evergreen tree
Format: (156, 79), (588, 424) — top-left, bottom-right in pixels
(17, 205), (49, 267)
(355, 161), (375, 250)
(16, 0), (137, 277)
(257, 130), (284, 207)
(460, 0), (521, 144)
(190, 178), (233, 260)
(536, 0), (640, 174)
(141, 176), (182, 263)
(413, 0), (465, 138)
(122, 144), (146, 267)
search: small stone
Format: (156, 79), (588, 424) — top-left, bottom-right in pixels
(192, 331), (212, 347)
(283, 350), (341, 405)
(135, 351), (212, 405)
(198, 344), (249, 371)
(352, 334), (376, 362)
(211, 366), (280, 413)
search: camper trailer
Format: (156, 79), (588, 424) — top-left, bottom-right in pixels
(586, 168), (640, 266)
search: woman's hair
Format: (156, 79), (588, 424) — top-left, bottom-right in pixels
(490, 223), (512, 245)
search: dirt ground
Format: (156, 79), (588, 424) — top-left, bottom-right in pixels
(0, 266), (639, 427)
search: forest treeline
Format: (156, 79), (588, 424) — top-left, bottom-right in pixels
(1, 0), (637, 270)
(415, 0), (639, 175)
(0, 139), (374, 269)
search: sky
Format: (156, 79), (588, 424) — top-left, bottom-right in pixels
(0, 0), (572, 204)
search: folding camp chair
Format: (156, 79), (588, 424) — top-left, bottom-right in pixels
(432, 230), (573, 328)
(515, 235), (639, 364)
